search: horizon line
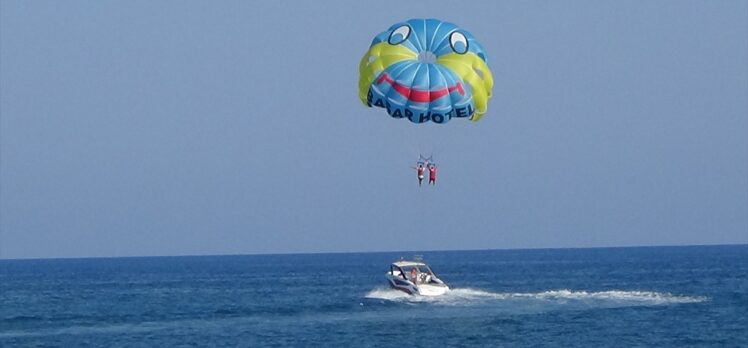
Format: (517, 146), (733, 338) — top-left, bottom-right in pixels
(1, 242), (745, 262)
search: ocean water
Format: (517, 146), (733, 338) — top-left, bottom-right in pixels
(1, 245), (746, 347)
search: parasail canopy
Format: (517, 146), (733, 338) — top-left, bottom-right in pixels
(359, 18), (494, 124)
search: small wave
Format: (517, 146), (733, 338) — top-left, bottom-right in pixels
(364, 287), (706, 308)
(2, 315), (44, 323)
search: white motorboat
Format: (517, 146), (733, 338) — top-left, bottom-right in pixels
(386, 259), (449, 296)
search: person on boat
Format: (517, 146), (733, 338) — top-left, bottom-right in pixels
(410, 267), (419, 284)
(428, 164), (437, 185)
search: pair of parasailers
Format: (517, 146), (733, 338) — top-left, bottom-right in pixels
(415, 163), (437, 186)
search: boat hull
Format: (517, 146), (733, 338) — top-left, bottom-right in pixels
(386, 274), (449, 296)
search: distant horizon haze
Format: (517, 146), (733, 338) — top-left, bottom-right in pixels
(1, 242), (746, 261)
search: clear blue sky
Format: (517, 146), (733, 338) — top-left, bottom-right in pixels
(1, 1), (746, 259)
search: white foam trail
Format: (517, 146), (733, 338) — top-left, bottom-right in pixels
(365, 287), (414, 301)
(365, 287), (706, 307)
(364, 287), (508, 305)
(520, 289), (707, 304)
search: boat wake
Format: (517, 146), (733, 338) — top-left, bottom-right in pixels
(364, 287), (706, 310)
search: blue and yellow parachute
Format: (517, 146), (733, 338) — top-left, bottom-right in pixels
(359, 19), (494, 124)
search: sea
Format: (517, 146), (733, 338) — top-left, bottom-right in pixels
(1, 245), (746, 347)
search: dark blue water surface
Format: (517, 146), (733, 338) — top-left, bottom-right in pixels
(2, 245), (746, 347)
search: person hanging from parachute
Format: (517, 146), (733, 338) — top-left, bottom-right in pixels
(358, 19), (494, 186)
(413, 162), (425, 186)
(428, 163), (437, 185)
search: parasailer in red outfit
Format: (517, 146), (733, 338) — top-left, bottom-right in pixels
(428, 164), (437, 185)
(413, 163), (425, 186)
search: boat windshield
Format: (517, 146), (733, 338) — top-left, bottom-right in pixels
(402, 265), (433, 275)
